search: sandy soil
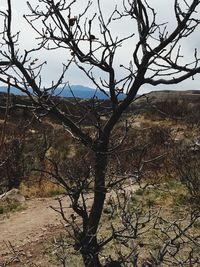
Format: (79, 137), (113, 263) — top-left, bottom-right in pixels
(0, 186), (139, 266)
(0, 197), (68, 266)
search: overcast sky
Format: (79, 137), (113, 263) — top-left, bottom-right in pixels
(1, 0), (200, 94)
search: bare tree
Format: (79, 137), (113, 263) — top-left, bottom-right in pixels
(1, 0), (200, 266)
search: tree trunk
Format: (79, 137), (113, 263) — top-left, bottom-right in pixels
(81, 141), (108, 267)
(83, 248), (102, 267)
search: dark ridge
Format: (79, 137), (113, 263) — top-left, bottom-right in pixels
(0, 85), (126, 100)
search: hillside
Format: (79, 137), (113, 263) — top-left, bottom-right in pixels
(0, 85), (126, 100)
(1, 90), (200, 266)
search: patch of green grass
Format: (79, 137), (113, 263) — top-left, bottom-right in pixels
(0, 199), (25, 215)
(45, 235), (83, 267)
(193, 219), (200, 229)
(146, 198), (156, 208)
(135, 188), (145, 196)
(45, 187), (65, 197)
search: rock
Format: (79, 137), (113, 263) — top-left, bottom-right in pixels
(0, 188), (25, 203)
(26, 251), (33, 258)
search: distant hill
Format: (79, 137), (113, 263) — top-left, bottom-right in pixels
(146, 89), (200, 102)
(150, 89), (200, 95)
(0, 85), (126, 100)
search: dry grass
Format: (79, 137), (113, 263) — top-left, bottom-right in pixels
(97, 180), (200, 265)
(39, 180), (200, 266)
(20, 180), (65, 198)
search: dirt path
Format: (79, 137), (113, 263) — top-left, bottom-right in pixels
(0, 185), (139, 266)
(0, 197), (68, 265)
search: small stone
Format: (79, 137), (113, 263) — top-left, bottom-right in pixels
(26, 251), (33, 258)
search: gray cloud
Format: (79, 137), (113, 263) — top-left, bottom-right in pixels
(0, 0), (200, 93)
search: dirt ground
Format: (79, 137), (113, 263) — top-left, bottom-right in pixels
(0, 197), (69, 267)
(0, 185), (139, 267)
